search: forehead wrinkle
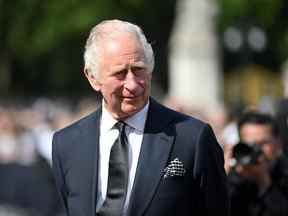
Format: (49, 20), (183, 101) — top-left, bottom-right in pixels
(116, 53), (145, 63)
(108, 51), (146, 66)
(111, 60), (146, 72)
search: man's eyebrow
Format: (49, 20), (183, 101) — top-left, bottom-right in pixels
(110, 61), (147, 72)
(131, 62), (146, 67)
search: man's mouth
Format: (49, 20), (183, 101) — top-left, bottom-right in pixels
(123, 97), (136, 100)
(121, 95), (140, 101)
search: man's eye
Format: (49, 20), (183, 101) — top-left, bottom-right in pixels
(114, 70), (126, 78)
(132, 67), (145, 76)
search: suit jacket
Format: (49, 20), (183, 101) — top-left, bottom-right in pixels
(52, 98), (229, 216)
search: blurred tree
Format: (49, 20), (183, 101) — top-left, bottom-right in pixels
(0, 0), (176, 97)
(217, 0), (288, 108)
(218, 0), (282, 31)
(217, 0), (288, 72)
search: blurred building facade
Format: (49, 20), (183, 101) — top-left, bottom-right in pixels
(169, 0), (222, 109)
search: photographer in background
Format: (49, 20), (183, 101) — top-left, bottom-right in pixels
(275, 99), (288, 156)
(228, 142), (288, 216)
(237, 111), (288, 198)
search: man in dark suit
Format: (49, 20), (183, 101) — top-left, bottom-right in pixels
(52, 19), (229, 216)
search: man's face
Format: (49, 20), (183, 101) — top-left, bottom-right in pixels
(240, 123), (279, 161)
(86, 33), (152, 120)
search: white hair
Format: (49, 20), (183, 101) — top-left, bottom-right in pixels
(84, 19), (154, 79)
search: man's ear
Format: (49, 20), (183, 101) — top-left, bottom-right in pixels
(84, 68), (101, 91)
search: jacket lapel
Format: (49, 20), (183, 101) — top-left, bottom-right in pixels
(127, 99), (175, 216)
(78, 108), (101, 216)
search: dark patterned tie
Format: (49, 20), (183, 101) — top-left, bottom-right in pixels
(97, 121), (129, 216)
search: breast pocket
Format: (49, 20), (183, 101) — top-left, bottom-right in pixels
(156, 174), (195, 199)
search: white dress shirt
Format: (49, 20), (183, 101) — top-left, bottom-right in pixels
(96, 102), (149, 215)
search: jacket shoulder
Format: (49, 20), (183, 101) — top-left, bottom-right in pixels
(149, 98), (208, 135)
(53, 109), (99, 145)
(158, 101), (207, 129)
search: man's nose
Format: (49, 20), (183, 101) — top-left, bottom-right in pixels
(124, 71), (139, 91)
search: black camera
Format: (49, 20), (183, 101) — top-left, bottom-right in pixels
(230, 141), (263, 167)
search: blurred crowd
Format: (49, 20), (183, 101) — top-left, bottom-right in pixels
(0, 95), (288, 216)
(0, 96), (100, 216)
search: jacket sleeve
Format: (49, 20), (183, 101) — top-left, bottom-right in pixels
(52, 132), (69, 215)
(195, 124), (230, 215)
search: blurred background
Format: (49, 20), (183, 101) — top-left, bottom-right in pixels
(1, 0), (288, 215)
(1, 0), (288, 110)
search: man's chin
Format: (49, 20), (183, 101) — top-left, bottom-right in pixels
(120, 104), (142, 117)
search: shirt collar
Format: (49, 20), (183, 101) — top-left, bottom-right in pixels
(125, 101), (149, 132)
(100, 104), (118, 133)
(101, 101), (149, 133)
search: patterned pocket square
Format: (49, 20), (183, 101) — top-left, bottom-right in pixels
(163, 158), (186, 178)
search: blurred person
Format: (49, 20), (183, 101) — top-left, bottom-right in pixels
(13, 109), (39, 166)
(162, 96), (191, 114)
(228, 142), (288, 216)
(30, 98), (73, 164)
(224, 143), (236, 173)
(75, 98), (98, 117)
(276, 61), (288, 156)
(275, 61), (288, 156)
(52, 19), (229, 216)
(30, 99), (55, 165)
(222, 123), (239, 173)
(205, 104), (228, 146)
(237, 111), (288, 197)
(0, 160), (58, 216)
(275, 99), (288, 156)
(73, 97), (101, 122)
(0, 106), (62, 216)
(0, 108), (19, 163)
(15, 99), (74, 165)
(221, 103), (244, 173)
(14, 105), (51, 165)
(32, 107), (73, 165)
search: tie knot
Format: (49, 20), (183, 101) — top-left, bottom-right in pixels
(115, 121), (126, 133)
